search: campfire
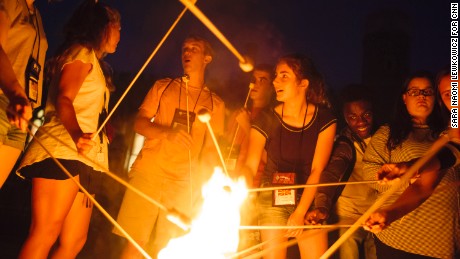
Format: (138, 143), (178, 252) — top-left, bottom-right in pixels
(158, 167), (248, 258)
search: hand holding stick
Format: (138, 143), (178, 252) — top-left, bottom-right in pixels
(226, 83), (254, 166)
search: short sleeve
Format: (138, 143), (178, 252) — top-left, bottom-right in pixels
(317, 106), (337, 133)
(62, 46), (94, 69)
(138, 78), (173, 119)
(251, 108), (274, 140)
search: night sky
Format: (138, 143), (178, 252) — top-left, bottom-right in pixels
(36, 0), (451, 106)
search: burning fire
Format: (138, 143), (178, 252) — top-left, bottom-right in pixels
(158, 167), (248, 258)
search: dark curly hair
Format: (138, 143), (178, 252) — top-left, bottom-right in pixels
(47, 0), (120, 91)
(277, 54), (330, 107)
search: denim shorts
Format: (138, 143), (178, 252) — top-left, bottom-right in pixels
(257, 182), (296, 225)
(0, 94), (27, 150)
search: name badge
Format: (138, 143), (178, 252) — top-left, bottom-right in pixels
(272, 172), (296, 206)
(25, 56), (41, 103)
(171, 108), (196, 133)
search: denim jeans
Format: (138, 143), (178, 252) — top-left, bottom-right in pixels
(338, 217), (376, 259)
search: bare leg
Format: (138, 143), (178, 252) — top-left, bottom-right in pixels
(0, 144), (21, 187)
(50, 192), (93, 259)
(261, 229), (287, 259)
(298, 230), (328, 259)
(18, 177), (79, 259)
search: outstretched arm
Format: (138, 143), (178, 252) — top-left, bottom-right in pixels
(364, 159), (444, 233)
(364, 132), (460, 233)
(288, 122), (336, 237)
(306, 138), (354, 224)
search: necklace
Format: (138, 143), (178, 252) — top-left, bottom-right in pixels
(24, 0), (41, 61)
(179, 79), (204, 113)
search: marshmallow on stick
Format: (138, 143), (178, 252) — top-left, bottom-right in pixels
(197, 109), (229, 177)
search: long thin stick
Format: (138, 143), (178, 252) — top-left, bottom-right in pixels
(205, 120), (229, 176)
(238, 224), (352, 230)
(178, 0), (245, 63)
(197, 110), (229, 176)
(94, 5), (192, 138)
(320, 134), (450, 259)
(226, 236), (283, 259)
(226, 85), (253, 165)
(184, 76), (194, 218)
(247, 180), (380, 193)
(26, 120), (187, 228)
(242, 228), (335, 259)
(27, 129), (152, 259)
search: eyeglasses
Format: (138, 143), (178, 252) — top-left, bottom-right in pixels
(405, 88), (435, 97)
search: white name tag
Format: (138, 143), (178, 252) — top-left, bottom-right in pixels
(273, 189), (296, 206)
(272, 172), (297, 206)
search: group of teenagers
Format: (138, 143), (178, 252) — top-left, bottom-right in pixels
(0, 0), (458, 259)
(229, 64), (459, 259)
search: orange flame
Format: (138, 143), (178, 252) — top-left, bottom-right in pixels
(159, 167), (248, 258)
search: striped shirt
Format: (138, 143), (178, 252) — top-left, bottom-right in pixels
(363, 125), (459, 258)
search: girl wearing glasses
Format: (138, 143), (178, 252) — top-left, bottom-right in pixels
(361, 71), (458, 258)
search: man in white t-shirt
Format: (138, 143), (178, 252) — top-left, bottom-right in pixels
(115, 35), (225, 259)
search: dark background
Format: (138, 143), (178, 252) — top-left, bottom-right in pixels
(0, 0), (453, 258)
(40, 0), (450, 86)
(38, 0), (452, 116)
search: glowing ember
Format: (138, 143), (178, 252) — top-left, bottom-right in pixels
(159, 167), (248, 258)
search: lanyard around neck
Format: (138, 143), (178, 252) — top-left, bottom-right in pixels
(24, 1), (41, 61)
(278, 102), (308, 172)
(179, 79), (205, 113)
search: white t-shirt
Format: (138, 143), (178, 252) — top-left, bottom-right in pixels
(18, 46), (109, 173)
